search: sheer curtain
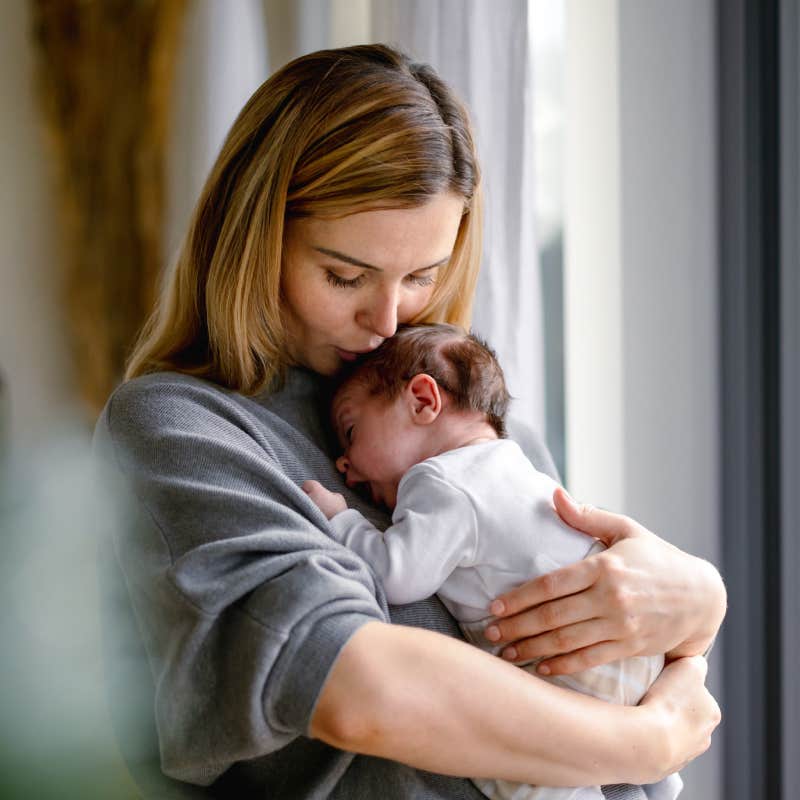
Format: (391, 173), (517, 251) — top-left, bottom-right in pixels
(164, 0), (269, 268)
(165, 1), (543, 432)
(372, 0), (544, 432)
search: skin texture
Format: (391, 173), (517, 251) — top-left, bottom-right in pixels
(281, 192), (465, 376)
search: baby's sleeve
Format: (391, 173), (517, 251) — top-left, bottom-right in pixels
(327, 467), (478, 605)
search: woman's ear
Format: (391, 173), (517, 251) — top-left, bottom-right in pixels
(404, 373), (442, 425)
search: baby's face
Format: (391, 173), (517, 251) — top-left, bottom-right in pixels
(331, 380), (425, 509)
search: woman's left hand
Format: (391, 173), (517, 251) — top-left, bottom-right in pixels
(484, 488), (727, 676)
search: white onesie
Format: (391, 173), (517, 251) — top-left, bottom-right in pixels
(327, 439), (681, 800)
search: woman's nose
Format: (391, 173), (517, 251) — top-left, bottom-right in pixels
(357, 286), (399, 338)
(336, 454), (349, 473)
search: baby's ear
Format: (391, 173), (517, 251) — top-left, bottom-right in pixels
(405, 373), (442, 425)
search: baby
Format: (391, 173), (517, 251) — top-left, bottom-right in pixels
(303, 323), (681, 800)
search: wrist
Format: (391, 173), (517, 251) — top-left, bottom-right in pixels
(635, 698), (679, 783)
(328, 507), (356, 531)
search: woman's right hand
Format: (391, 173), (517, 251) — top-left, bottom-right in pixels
(638, 655), (721, 779)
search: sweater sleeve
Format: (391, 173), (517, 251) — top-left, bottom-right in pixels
(328, 467), (478, 605)
(94, 377), (387, 787)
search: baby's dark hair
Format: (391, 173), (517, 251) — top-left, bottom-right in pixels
(337, 323), (511, 437)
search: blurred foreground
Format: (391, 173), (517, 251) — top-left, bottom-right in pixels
(0, 427), (140, 799)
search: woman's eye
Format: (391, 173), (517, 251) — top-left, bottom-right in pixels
(405, 273), (436, 287)
(345, 425), (354, 442)
(326, 271), (365, 289)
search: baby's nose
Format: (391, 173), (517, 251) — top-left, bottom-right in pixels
(336, 455), (349, 474)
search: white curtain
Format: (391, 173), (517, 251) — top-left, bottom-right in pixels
(165, 0), (544, 432)
(372, 0), (544, 432)
(164, 0), (270, 267)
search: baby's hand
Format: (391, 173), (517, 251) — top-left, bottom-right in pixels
(302, 480), (348, 520)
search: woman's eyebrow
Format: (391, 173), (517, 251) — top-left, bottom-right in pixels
(313, 246), (449, 272)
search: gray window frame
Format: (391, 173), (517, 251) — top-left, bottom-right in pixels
(719, 1), (799, 797)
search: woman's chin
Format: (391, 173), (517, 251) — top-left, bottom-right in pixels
(316, 362), (342, 377)
(294, 349), (345, 377)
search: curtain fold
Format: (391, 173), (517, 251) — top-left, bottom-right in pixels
(372, 0), (544, 431)
(31, 0), (188, 416)
(165, 0), (269, 267)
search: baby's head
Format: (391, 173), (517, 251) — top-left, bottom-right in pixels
(331, 324), (510, 508)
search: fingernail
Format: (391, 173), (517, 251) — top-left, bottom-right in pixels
(485, 625), (500, 642)
(502, 646), (517, 661)
(537, 663), (551, 675)
(489, 599), (505, 616)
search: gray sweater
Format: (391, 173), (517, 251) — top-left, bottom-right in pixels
(94, 368), (644, 800)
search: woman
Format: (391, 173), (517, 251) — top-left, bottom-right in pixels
(97, 45), (723, 799)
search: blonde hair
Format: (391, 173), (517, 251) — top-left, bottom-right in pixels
(125, 44), (483, 393)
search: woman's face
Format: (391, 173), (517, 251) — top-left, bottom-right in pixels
(281, 192), (465, 375)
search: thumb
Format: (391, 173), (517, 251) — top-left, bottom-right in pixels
(552, 487), (636, 545)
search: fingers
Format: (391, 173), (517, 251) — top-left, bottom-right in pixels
(489, 558), (598, 618)
(640, 654), (720, 771)
(303, 481), (331, 506)
(486, 593), (599, 644)
(535, 640), (629, 676)
(303, 480), (337, 501)
(495, 619), (618, 666)
(552, 487), (639, 545)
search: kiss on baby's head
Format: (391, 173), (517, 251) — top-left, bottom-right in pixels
(326, 324), (512, 509)
(332, 323), (511, 437)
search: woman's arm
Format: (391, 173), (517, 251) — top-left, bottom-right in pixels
(101, 380), (720, 789)
(96, 376), (391, 786)
(485, 489), (727, 675)
(311, 622), (719, 787)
